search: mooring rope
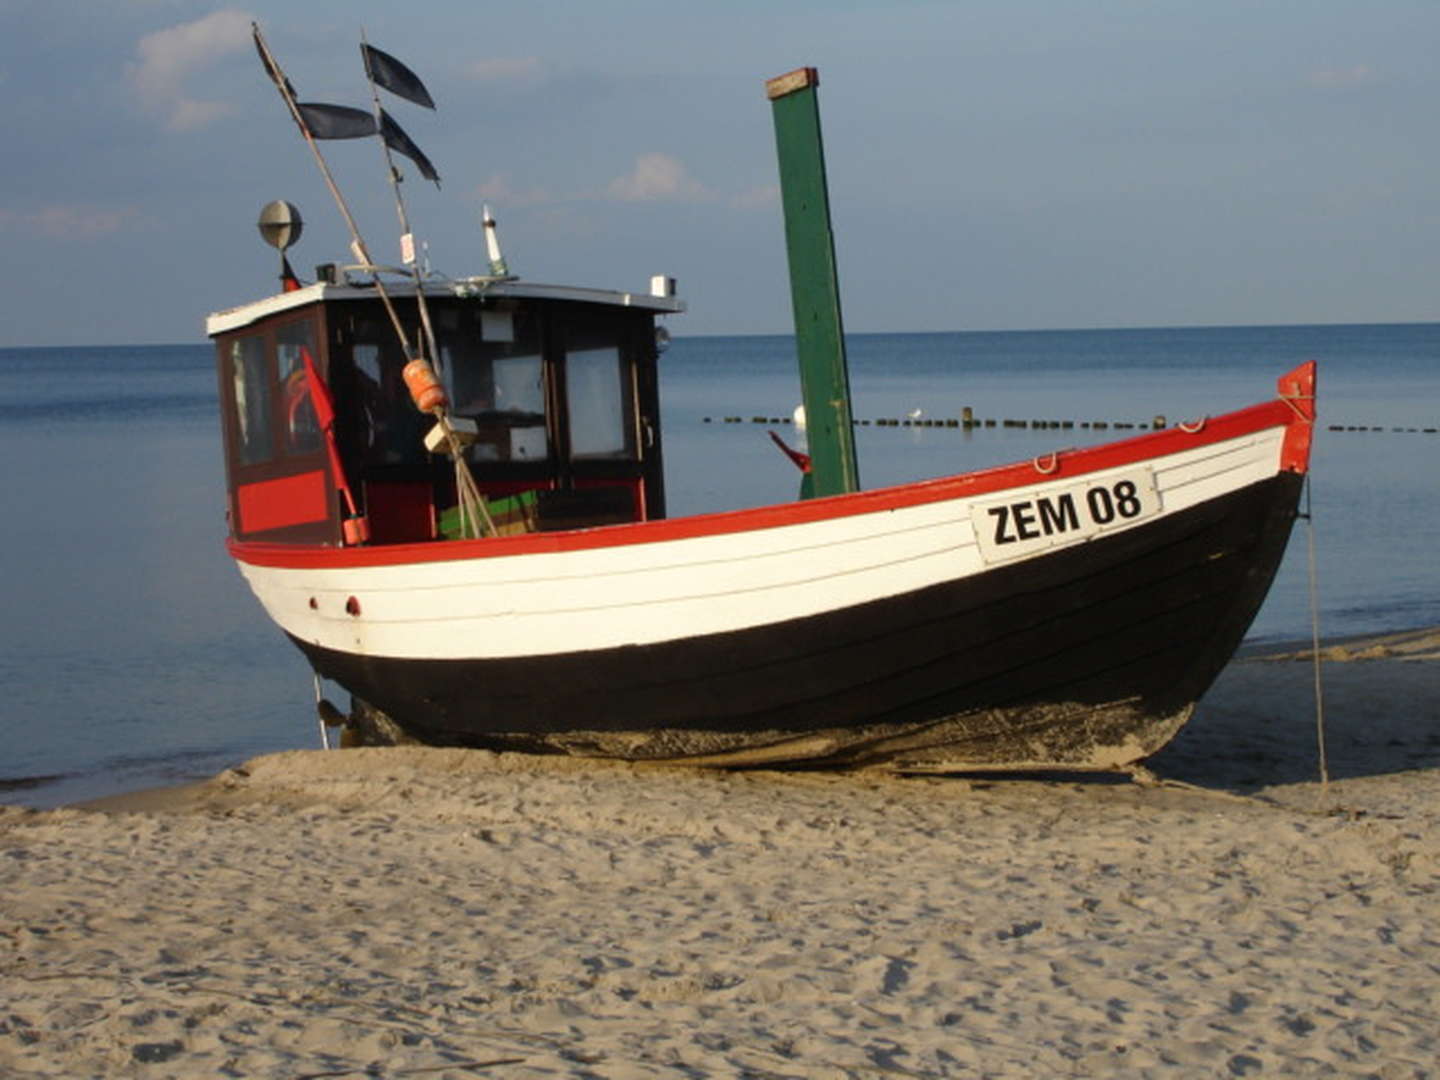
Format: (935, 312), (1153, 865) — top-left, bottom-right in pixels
(1303, 475), (1330, 798)
(1279, 389), (1317, 424)
(443, 419), (496, 538)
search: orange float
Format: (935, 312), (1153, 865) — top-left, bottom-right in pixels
(402, 357), (448, 413)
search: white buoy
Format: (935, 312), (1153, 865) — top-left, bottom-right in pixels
(907, 408), (924, 421)
(792, 404), (807, 432)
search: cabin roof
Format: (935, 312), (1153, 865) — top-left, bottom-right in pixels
(205, 276), (686, 337)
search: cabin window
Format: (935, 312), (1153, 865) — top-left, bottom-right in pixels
(230, 334), (271, 465)
(491, 354), (548, 460)
(440, 305), (549, 463)
(566, 346), (634, 459)
(335, 316), (429, 467)
(276, 322), (323, 457)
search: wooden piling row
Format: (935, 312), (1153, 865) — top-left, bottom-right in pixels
(703, 415), (1435, 433)
(707, 415), (1171, 430)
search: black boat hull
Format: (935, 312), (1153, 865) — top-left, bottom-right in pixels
(292, 472), (1302, 770)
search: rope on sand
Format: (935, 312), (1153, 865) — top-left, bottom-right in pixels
(1124, 765), (1288, 810)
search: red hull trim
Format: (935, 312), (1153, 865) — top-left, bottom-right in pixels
(230, 363), (1315, 571)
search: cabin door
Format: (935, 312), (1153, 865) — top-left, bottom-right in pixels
(216, 310), (339, 544)
(548, 309), (665, 527)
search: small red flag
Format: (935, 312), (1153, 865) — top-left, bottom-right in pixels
(300, 346), (336, 431)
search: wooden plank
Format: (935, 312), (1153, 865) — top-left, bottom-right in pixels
(768, 67), (860, 498)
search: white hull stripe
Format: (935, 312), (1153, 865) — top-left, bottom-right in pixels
(236, 427), (1287, 661)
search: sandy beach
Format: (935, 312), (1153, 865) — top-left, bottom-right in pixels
(3, 630), (1438, 1078)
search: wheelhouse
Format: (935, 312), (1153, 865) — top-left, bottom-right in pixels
(207, 279), (683, 546)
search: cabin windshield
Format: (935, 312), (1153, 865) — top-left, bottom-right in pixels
(353, 296), (664, 538)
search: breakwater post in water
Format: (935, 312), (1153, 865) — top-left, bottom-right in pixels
(701, 415), (1437, 434)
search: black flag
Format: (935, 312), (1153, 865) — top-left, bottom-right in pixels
(253, 24), (297, 100)
(362, 43), (436, 109)
(296, 103), (378, 140)
(380, 109), (440, 185)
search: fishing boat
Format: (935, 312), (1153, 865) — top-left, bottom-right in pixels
(208, 37), (1315, 771)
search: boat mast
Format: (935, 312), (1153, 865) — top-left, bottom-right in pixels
(766, 66), (860, 498)
(252, 24), (415, 366)
(359, 29), (441, 374)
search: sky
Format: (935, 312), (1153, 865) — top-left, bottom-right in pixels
(2, 0), (1439, 346)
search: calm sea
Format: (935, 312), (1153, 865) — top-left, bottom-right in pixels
(2, 324), (1437, 806)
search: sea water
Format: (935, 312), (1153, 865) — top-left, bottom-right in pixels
(1, 325), (1437, 805)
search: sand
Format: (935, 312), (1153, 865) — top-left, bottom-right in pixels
(2, 630), (1438, 1078)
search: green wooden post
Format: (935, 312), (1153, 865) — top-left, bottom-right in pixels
(767, 66), (860, 497)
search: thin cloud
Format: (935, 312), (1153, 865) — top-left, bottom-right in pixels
(473, 173), (556, 210)
(0, 204), (137, 239)
(1308, 65), (1375, 89)
(731, 184), (780, 210)
(606, 153), (708, 202)
(129, 9), (254, 132)
(475, 158), (754, 210)
(465, 57), (543, 84)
